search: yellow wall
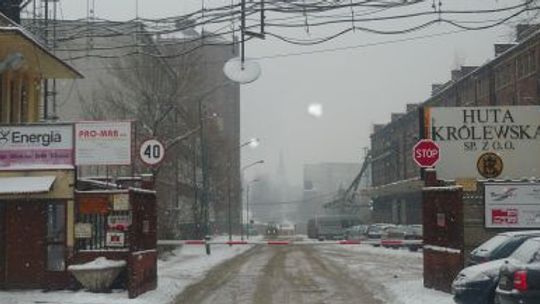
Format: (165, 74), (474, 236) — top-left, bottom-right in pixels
(0, 69), (41, 124)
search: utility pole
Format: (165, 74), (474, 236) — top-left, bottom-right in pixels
(240, 0), (245, 65)
(43, 0), (49, 120)
(198, 98), (210, 238)
(246, 183), (250, 239)
(227, 150), (232, 243)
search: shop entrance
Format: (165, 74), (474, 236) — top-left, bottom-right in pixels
(3, 201), (46, 288)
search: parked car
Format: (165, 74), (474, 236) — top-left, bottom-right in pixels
(381, 225), (407, 248)
(366, 223), (395, 239)
(407, 224), (423, 240)
(345, 224), (368, 240)
(495, 237), (540, 304)
(451, 232), (540, 304)
(404, 224), (423, 251)
(468, 231), (540, 266)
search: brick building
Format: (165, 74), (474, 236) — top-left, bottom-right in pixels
(0, 11), (158, 296)
(369, 24), (540, 224)
(24, 18), (241, 239)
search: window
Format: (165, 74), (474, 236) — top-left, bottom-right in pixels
(9, 80), (16, 123)
(0, 75), (3, 122)
(516, 49), (537, 79)
(46, 203), (66, 271)
(20, 82), (28, 122)
(76, 210), (131, 251)
(495, 63), (513, 89)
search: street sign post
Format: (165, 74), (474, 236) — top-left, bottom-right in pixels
(413, 139), (440, 168)
(139, 139), (165, 166)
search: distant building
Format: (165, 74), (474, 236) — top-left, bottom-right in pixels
(299, 162), (361, 223)
(249, 153), (303, 225)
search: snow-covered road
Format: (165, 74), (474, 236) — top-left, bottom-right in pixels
(0, 238), (454, 304)
(175, 243), (454, 304)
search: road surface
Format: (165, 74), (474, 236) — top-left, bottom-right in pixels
(174, 243), (403, 304)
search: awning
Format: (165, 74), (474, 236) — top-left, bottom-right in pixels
(0, 176), (56, 195)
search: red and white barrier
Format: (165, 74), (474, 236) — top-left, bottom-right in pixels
(158, 239), (422, 247)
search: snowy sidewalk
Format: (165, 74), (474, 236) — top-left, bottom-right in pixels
(0, 237), (256, 304)
(322, 244), (454, 304)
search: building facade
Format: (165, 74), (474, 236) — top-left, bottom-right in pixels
(300, 162), (361, 224)
(369, 24), (540, 224)
(23, 18), (241, 238)
(0, 11), (81, 289)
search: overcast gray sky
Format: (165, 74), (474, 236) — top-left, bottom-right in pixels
(57, 0), (528, 184)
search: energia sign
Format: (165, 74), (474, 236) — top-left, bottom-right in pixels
(485, 183), (540, 228)
(75, 121), (132, 166)
(0, 124), (73, 169)
(424, 106), (540, 180)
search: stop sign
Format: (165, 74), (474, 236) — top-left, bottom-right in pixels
(413, 139), (440, 168)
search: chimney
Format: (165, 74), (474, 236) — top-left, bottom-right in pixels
(406, 103), (419, 112)
(431, 84), (444, 96)
(373, 124), (386, 133)
(0, 0), (22, 24)
(494, 44), (516, 57)
(460, 66), (478, 76)
(451, 69), (463, 82)
(516, 24), (540, 42)
(391, 113), (405, 122)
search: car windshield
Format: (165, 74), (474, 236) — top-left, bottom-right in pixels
(473, 235), (509, 253)
(510, 239), (540, 263)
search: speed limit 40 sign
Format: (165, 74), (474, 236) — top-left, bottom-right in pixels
(139, 139), (165, 166)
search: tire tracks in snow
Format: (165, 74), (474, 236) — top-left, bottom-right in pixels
(175, 245), (384, 304)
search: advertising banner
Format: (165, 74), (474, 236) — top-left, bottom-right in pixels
(0, 124), (73, 169)
(75, 121), (132, 165)
(425, 106), (540, 180)
(485, 183), (540, 228)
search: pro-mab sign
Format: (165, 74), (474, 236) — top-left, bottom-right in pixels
(424, 106), (540, 180)
(0, 124), (73, 169)
(75, 121), (132, 166)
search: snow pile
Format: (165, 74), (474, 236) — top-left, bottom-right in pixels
(68, 257), (126, 271)
(386, 279), (454, 304)
(329, 244), (453, 304)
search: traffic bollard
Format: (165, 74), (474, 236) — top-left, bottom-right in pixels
(205, 235), (211, 255)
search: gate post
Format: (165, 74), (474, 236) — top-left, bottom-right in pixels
(422, 170), (464, 293)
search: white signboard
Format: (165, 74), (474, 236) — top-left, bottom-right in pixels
(75, 121), (132, 165)
(485, 183), (540, 228)
(106, 231), (125, 247)
(425, 106), (540, 180)
(107, 214), (132, 230)
(113, 194), (130, 211)
(74, 223), (92, 239)
(0, 124), (73, 169)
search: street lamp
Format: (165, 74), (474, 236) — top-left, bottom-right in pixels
(240, 159), (264, 240)
(240, 138), (260, 149)
(226, 139), (260, 243)
(241, 159), (264, 172)
(246, 178), (260, 240)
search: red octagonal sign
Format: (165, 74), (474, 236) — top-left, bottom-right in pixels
(413, 139), (440, 168)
